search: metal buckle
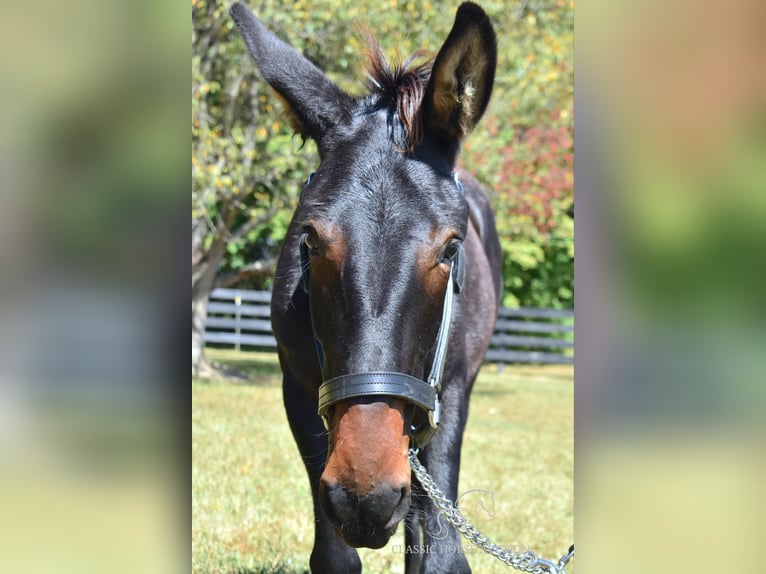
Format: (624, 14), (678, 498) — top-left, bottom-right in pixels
(557, 544), (574, 572)
(428, 397), (441, 428)
(526, 552), (563, 573)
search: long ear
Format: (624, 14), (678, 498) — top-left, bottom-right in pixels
(421, 2), (496, 159)
(230, 2), (352, 149)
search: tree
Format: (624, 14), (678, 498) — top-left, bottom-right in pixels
(192, 1), (309, 376)
(460, 0), (574, 308)
(192, 0), (361, 376)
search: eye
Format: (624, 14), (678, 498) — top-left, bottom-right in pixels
(301, 232), (320, 256)
(440, 239), (462, 263)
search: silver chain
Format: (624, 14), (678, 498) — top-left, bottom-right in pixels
(409, 449), (573, 574)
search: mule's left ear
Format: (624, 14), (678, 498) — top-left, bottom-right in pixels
(421, 2), (496, 155)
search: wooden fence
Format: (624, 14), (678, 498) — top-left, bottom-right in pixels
(486, 306), (573, 365)
(205, 288), (573, 365)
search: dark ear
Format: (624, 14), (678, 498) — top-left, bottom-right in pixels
(421, 2), (496, 158)
(230, 2), (352, 149)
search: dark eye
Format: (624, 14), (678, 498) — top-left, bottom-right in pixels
(301, 232), (320, 256)
(440, 239), (462, 263)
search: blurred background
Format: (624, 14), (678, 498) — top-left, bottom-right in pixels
(0, 0), (762, 573)
(576, 0), (766, 572)
(0, 1), (187, 573)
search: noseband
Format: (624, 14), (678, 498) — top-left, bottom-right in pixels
(300, 175), (465, 449)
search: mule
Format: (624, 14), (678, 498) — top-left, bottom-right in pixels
(231, 3), (502, 572)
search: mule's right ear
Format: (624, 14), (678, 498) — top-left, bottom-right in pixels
(230, 2), (352, 151)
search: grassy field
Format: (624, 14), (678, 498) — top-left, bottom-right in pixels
(192, 349), (573, 574)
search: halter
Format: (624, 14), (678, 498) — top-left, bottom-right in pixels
(301, 173), (465, 449)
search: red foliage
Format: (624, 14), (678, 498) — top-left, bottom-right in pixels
(499, 119), (574, 235)
(466, 108), (573, 240)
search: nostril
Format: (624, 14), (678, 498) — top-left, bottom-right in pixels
(320, 479), (411, 535)
(385, 485), (411, 530)
(319, 480), (342, 527)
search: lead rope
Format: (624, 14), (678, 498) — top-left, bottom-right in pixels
(408, 450), (574, 573)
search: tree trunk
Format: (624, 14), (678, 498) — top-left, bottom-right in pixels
(192, 223), (227, 379)
(192, 285), (214, 379)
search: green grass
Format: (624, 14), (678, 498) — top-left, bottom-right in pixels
(192, 350), (573, 574)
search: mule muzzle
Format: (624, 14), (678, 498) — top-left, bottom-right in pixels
(319, 479), (411, 548)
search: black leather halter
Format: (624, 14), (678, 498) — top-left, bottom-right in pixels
(300, 174), (465, 449)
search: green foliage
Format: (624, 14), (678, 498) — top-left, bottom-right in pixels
(460, 1), (574, 308)
(192, 0), (573, 301)
(192, 0), (321, 288)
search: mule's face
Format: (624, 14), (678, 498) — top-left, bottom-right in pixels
(299, 121), (468, 379)
(231, 0), (496, 549)
(298, 124), (467, 547)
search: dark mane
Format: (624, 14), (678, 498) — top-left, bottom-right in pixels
(362, 30), (433, 152)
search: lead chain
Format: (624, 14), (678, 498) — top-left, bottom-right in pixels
(408, 449), (573, 574)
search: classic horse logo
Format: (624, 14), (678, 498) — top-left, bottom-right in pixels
(425, 489), (497, 541)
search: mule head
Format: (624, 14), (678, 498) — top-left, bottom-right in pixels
(231, 1), (496, 548)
